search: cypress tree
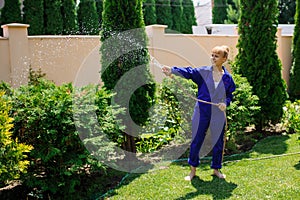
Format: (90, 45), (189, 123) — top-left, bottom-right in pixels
(171, 0), (183, 32)
(77, 0), (99, 35)
(143, 0), (157, 25)
(224, 0), (240, 24)
(0, 0), (22, 25)
(61, 0), (78, 34)
(278, 0), (296, 24)
(44, 0), (63, 34)
(156, 0), (173, 30)
(235, 0), (287, 128)
(101, 0), (156, 152)
(181, 0), (196, 34)
(289, 0), (300, 99)
(95, 0), (103, 29)
(212, 0), (228, 24)
(23, 0), (45, 35)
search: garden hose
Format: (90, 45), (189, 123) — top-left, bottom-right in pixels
(96, 151), (300, 199)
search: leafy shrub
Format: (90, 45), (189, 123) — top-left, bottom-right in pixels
(226, 74), (260, 135)
(282, 100), (300, 133)
(0, 91), (32, 187)
(136, 76), (198, 153)
(2, 77), (123, 199)
(137, 73), (260, 154)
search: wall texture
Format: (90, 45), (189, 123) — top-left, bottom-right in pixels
(0, 23), (292, 87)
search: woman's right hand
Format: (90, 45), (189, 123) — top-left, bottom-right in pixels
(162, 66), (172, 76)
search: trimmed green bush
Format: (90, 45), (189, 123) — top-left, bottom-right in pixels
(0, 91), (32, 187)
(226, 74), (260, 153)
(1, 76), (122, 198)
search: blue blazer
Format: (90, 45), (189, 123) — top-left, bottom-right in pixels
(172, 66), (236, 122)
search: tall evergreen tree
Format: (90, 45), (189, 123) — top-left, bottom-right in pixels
(23, 0), (44, 35)
(224, 0), (240, 24)
(278, 0), (296, 24)
(143, 0), (157, 25)
(101, 0), (156, 152)
(95, 0), (104, 29)
(0, 0), (22, 26)
(289, 0), (300, 99)
(171, 0), (183, 32)
(212, 0), (228, 24)
(44, 0), (63, 34)
(156, 0), (173, 30)
(181, 0), (196, 34)
(61, 0), (78, 34)
(77, 0), (99, 35)
(235, 0), (287, 128)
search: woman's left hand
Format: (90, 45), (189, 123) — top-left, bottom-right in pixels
(218, 103), (226, 111)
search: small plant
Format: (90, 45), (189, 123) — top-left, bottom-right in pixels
(0, 91), (32, 187)
(226, 73), (260, 153)
(282, 100), (300, 133)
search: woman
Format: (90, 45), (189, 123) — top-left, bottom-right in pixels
(162, 46), (236, 180)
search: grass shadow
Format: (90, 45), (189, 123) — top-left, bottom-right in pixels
(295, 161), (300, 170)
(175, 176), (237, 200)
(250, 135), (289, 155)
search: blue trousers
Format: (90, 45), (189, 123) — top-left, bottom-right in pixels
(188, 105), (226, 169)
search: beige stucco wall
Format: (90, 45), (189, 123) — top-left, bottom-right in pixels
(0, 38), (10, 83)
(0, 23), (293, 88)
(28, 36), (101, 86)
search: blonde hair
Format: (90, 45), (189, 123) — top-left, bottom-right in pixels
(212, 45), (230, 59)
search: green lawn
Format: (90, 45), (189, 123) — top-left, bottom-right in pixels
(101, 134), (300, 200)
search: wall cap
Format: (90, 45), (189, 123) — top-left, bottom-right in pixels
(1, 23), (30, 29)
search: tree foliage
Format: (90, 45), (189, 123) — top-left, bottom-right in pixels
(100, 0), (156, 152)
(77, 0), (99, 35)
(0, 0), (22, 35)
(181, 0), (196, 34)
(44, 0), (63, 34)
(289, 0), (300, 99)
(61, 0), (78, 34)
(0, 92), (32, 187)
(23, 0), (44, 35)
(143, 0), (157, 25)
(156, 0), (173, 30)
(212, 0), (228, 24)
(278, 0), (296, 24)
(95, 0), (104, 29)
(171, 0), (183, 32)
(234, 0), (287, 128)
(224, 0), (240, 24)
